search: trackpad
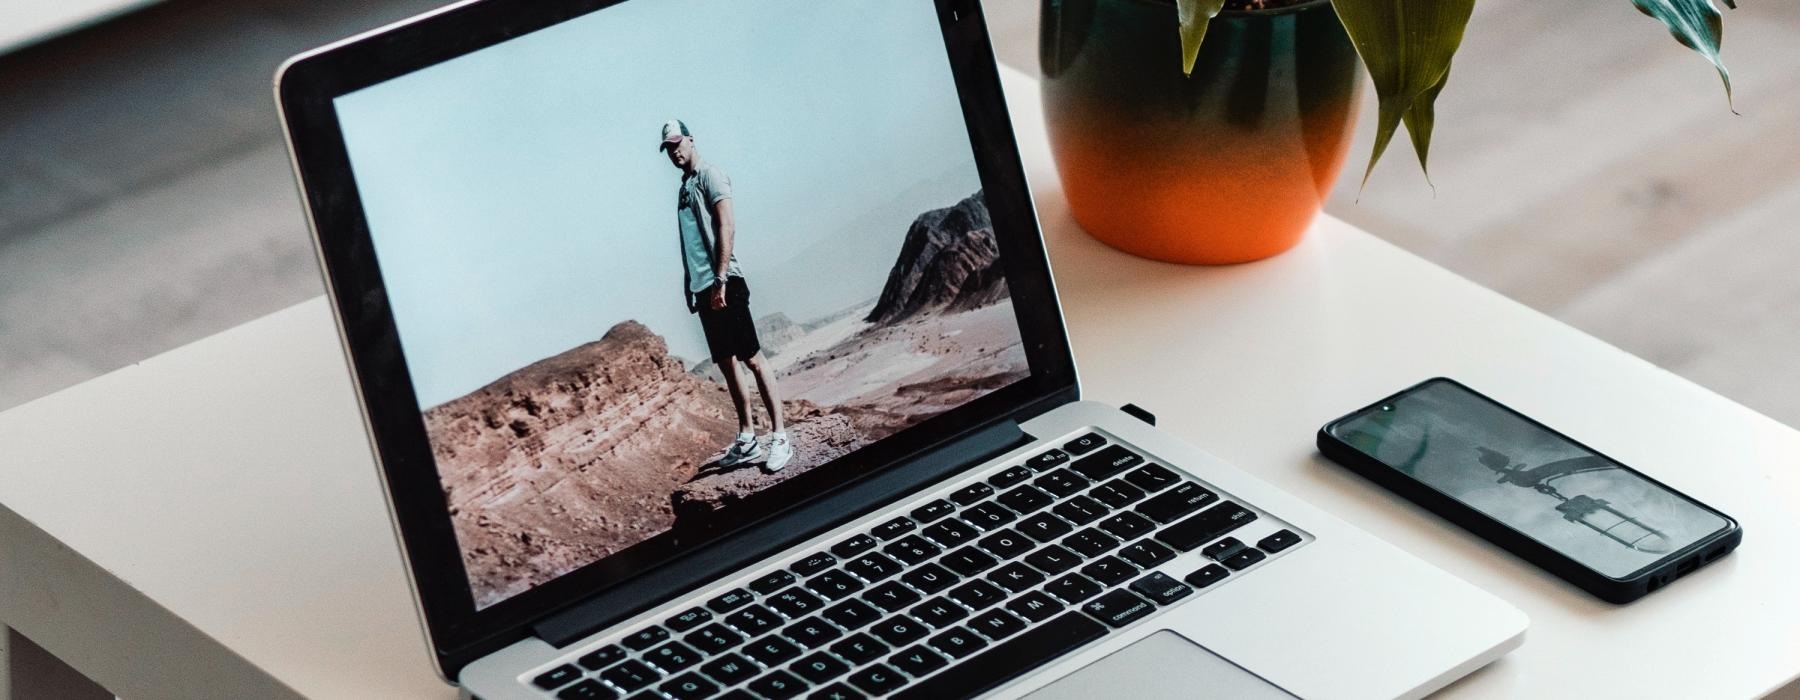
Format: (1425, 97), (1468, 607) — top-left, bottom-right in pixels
(1024, 630), (1295, 700)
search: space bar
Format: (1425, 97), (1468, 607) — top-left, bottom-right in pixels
(893, 612), (1107, 700)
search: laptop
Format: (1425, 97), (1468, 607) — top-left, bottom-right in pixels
(276, 1), (1526, 698)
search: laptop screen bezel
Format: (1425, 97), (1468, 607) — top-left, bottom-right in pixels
(277, 0), (1074, 677)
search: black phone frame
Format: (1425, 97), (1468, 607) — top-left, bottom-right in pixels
(1317, 377), (1741, 604)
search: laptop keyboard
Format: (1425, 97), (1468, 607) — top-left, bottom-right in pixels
(528, 431), (1307, 700)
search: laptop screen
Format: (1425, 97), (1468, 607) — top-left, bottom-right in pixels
(331, 0), (1029, 609)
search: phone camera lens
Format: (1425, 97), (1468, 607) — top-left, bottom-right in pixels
(1380, 404), (1394, 412)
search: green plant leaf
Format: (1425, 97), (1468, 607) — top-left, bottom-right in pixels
(1177, 0), (1229, 76)
(1330, 0), (1476, 190)
(1629, 0), (1734, 110)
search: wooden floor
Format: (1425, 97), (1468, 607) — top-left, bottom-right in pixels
(4, 0), (1800, 441)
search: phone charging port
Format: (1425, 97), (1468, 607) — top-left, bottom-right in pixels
(1676, 558), (1698, 576)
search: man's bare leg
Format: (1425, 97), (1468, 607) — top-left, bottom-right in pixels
(743, 352), (784, 433)
(719, 357), (753, 433)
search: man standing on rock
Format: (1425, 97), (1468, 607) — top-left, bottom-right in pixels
(660, 119), (794, 473)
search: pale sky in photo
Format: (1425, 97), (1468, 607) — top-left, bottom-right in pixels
(334, 0), (985, 407)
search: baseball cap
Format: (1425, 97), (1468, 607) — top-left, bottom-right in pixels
(659, 119), (691, 151)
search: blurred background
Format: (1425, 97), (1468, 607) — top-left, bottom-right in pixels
(3, 0), (1798, 437)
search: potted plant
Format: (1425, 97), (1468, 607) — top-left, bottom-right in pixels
(1041, 0), (1737, 265)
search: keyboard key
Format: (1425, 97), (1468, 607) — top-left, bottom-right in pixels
(622, 626), (670, 651)
(848, 663), (908, 695)
(1022, 545), (1082, 575)
(1183, 564), (1230, 589)
(1052, 495), (1111, 525)
(921, 518), (980, 547)
(644, 641), (704, 673)
(1062, 433), (1106, 456)
(871, 517), (917, 541)
(948, 483), (993, 506)
(791, 651), (850, 683)
(977, 529), (1034, 559)
(986, 561), (1047, 592)
(601, 660), (662, 692)
(1004, 591), (1065, 622)
(709, 588), (757, 613)
(882, 535), (942, 565)
(929, 626), (990, 658)
(968, 609), (1028, 641)
(534, 664), (582, 689)
(805, 570), (865, 600)
(1097, 511), (1156, 540)
(577, 644), (627, 670)
(890, 613), (1106, 700)
(870, 616), (930, 646)
(768, 588), (827, 618)
(864, 581), (922, 612)
(829, 536), (877, 561)
(809, 682), (864, 700)
(701, 653), (760, 685)
(1069, 444), (1144, 481)
(829, 633), (890, 664)
(744, 635), (803, 666)
(1082, 589), (1155, 628)
(1087, 480), (1145, 509)
(747, 669), (810, 699)
(1123, 464), (1179, 492)
(996, 485), (1054, 514)
(1062, 528), (1121, 557)
(988, 465), (1034, 488)
(659, 672), (719, 700)
(686, 624), (743, 654)
(961, 502), (1017, 530)
(1259, 529), (1302, 553)
(888, 644), (949, 676)
(1222, 547), (1268, 570)
(1045, 573), (1103, 604)
(791, 553), (838, 577)
(556, 679), (616, 700)
(751, 568), (798, 598)
(720, 690), (756, 700)
(1203, 537), (1244, 560)
(1154, 502), (1256, 552)
(1135, 483), (1219, 524)
(1117, 539), (1176, 568)
(940, 547), (999, 577)
(1033, 469), (1090, 498)
(783, 618), (843, 648)
(667, 607), (714, 633)
(822, 599), (882, 630)
(843, 552), (904, 583)
(1130, 572), (1193, 605)
(1026, 449), (1071, 472)
(1016, 512), (1075, 542)
(725, 605), (783, 635)
(1079, 555), (1138, 586)
(911, 597), (970, 628)
(900, 563), (960, 594)
(947, 579), (1007, 611)
(910, 499), (957, 523)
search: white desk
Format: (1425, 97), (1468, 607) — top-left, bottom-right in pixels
(3, 68), (1798, 700)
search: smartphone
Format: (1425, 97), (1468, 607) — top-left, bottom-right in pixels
(1318, 377), (1741, 603)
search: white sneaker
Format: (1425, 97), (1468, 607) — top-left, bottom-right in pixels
(718, 432), (762, 467)
(764, 433), (794, 473)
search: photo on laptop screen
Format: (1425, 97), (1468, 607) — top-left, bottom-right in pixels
(331, 0), (1027, 609)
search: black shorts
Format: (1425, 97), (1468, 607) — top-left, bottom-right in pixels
(694, 277), (761, 363)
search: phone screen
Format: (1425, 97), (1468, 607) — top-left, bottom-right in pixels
(1327, 379), (1730, 579)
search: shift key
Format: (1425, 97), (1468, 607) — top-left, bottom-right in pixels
(1154, 502), (1256, 552)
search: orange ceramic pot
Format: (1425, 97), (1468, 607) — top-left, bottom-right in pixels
(1042, 0), (1359, 264)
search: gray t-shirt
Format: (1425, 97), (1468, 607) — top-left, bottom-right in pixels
(677, 161), (743, 296)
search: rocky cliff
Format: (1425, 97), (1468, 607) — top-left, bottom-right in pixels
(865, 191), (1009, 325)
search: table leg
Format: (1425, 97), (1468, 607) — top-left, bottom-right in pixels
(1, 626), (110, 700)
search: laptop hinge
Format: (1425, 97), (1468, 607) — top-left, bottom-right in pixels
(531, 418), (1034, 648)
